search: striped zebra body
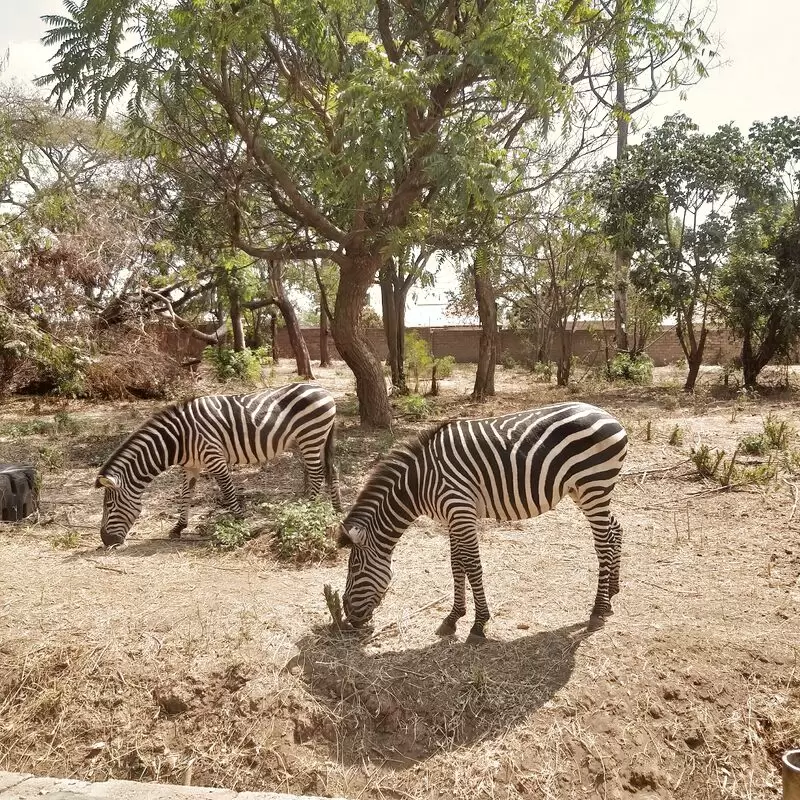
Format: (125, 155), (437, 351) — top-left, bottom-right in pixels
(336, 402), (627, 638)
(96, 383), (340, 547)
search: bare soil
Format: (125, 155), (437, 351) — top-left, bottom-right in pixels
(0, 363), (798, 800)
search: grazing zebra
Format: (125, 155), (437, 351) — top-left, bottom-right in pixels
(336, 402), (627, 639)
(96, 383), (340, 547)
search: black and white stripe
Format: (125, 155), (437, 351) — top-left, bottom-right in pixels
(96, 383), (340, 546)
(336, 402), (627, 637)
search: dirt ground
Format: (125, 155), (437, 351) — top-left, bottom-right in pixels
(0, 362), (798, 800)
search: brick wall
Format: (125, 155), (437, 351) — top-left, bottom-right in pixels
(156, 321), (797, 368)
(272, 324), (750, 367)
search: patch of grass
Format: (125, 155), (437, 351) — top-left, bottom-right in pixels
(209, 516), (253, 551)
(53, 411), (83, 435)
(51, 530), (81, 550)
(739, 434), (768, 456)
(668, 425), (684, 447)
(271, 499), (339, 564)
(607, 353), (654, 385)
(397, 393), (430, 420)
(0, 419), (54, 438)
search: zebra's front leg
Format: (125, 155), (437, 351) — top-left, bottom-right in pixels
(447, 510), (490, 643)
(209, 463), (244, 516)
(169, 468), (199, 539)
(435, 535), (467, 636)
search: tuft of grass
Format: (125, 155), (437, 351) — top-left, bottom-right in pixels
(52, 530), (81, 550)
(763, 413), (792, 450)
(53, 411), (83, 435)
(271, 499), (339, 564)
(209, 516), (253, 551)
(668, 425), (684, 447)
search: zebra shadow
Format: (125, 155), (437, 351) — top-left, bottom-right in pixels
(290, 620), (591, 767)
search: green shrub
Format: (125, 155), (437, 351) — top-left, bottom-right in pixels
(763, 413), (793, 450)
(739, 433), (767, 456)
(271, 499), (339, 563)
(210, 516), (253, 551)
(404, 332), (455, 393)
(607, 353), (654, 385)
(53, 411), (83, 435)
(397, 393), (430, 419)
(203, 346), (272, 383)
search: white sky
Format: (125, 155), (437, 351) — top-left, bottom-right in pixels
(3, 0), (799, 325)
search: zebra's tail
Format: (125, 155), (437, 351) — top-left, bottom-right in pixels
(324, 420), (342, 513)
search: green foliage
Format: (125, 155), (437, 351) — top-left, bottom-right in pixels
(763, 414), (793, 450)
(203, 346), (271, 383)
(209, 516), (253, 551)
(37, 444), (65, 471)
(271, 499), (338, 564)
(404, 332), (455, 394)
(397, 394), (430, 420)
(607, 353), (654, 385)
(532, 361), (554, 383)
(739, 434), (767, 456)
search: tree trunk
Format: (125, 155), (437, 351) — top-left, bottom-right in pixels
(472, 259), (497, 401)
(556, 328), (571, 386)
(682, 327), (708, 393)
(379, 260), (409, 394)
(228, 285), (246, 352)
(270, 312), (279, 363)
(613, 30), (630, 354)
(331, 256), (392, 428)
(268, 261), (313, 379)
(319, 302), (331, 367)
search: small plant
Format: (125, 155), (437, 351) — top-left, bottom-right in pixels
(210, 516), (253, 551)
(500, 352), (518, 369)
(52, 530), (81, 549)
(739, 434), (768, 456)
(690, 444), (777, 488)
(763, 414), (792, 450)
(690, 444), (731, 483)
(668, 425), (684, 446)
(404, 332), (455, 395)
(323, 583), (345, 630)
(607, 353), (654, 385)
(644, 420), (653, 442)
(271, 499), (339, 563)
(203, 346), (272, 383)
(397, 393), (430, 420)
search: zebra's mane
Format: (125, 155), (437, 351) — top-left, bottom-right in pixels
(361, 420), (449, 489)
(98, 402), (186, 475)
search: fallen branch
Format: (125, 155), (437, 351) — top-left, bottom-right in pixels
(621, 459), (690, 478)
(364, 593), (449, 642)
(88, 560), (128, 575)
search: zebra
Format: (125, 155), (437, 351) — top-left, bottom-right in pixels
(335, 401), (627, 640)
(95, 383), (341, 547)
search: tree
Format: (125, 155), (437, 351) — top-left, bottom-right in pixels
(719, 116), (800, 388)
(603, 115), (766, 391)
(501, 185), (610, 385)
(586, 0), (717, 352)
(40, 0), (605, 427)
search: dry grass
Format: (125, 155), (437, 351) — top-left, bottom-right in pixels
(0, 361), (798, 799)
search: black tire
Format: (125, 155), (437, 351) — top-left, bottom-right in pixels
(0, 464), (39, 521)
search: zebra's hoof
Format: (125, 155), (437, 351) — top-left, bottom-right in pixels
(168, 527), (184, 540)
(435, 620), (457, 636)
(465, 632), (488, 646)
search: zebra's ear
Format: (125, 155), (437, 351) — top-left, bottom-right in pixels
(95, 473), (120, 491)
(336, 524), (366, 548)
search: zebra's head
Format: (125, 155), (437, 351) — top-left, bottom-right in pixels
(95, 472), (143, 547)
(336, 523), (393, 628)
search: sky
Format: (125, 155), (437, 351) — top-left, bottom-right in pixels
(3, 0), (800, 325)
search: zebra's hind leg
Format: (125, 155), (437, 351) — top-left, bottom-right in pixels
(436, 535), (467, 636)
(446, 510), (490, 643)
(580, 503), (615, 624)
(608, 513), (623, 598)
(170, 468), (198, 539)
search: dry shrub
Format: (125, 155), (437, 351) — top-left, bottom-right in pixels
(84, 331), (188, 400)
